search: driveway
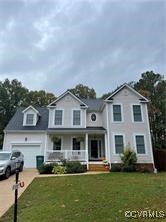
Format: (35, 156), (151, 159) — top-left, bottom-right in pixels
(0, 169), (38, 217)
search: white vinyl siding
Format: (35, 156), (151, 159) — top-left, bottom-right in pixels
(113, 105), (122, 122)
(73, 110), (81, 125)
(54, 110), (63, 125)
(135, 135), (145, 154)
(26, 114), (34, 125)
(133, 105), (142, 122)
(114, 135), (124, 154)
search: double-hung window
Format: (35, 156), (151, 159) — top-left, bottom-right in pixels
(72, 138), (80, 150)
(73, 110), (81, 125)
(55, 110), (63, 125)
(53, 138), (61, 150)
(135, 135), (145, 154)
(113, 105), (122, 122)
(114, 135), (124, 154)
(133, 105), (142, 122)
(26, 114), (34, 125)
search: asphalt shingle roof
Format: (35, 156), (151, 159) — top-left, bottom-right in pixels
(81, 99), (104, 112)
(5, 99), (105, 131)
(5, 107), (49, 131)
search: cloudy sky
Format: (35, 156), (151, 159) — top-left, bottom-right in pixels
(0, 0), (165, 97)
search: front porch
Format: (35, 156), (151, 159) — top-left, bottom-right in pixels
(45, 128), (108, 168)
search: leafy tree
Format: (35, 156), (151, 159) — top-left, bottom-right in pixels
(24, 90), (56, 107)
(134, 71), (166, 148)
(69, 84), (96, 99)
(0, 79), (56, 148)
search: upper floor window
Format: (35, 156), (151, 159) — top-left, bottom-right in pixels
(55, 110), (63, 125)
(72, 138), (80, 150)
(135, 135), (145, 154)
(113, 105), (122, 122)
(26, 114), (34, 125)
(114, 135), (124, 154)
(133, 105), (142, 122)
(91, 113), (96, 121)
(73, 110), (81, 125)
(53, 138), (61, 150)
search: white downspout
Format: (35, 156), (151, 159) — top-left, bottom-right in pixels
(85, 133), (89, 170)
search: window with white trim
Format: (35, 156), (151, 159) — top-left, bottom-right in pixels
(53, 138), (61, 150)
(114, 135), (124, 154)
(72, 138), (80, 150)
(135, 135), (145, 154)
(113, 105), (122, 122)
(54, 110), (63, 125)
(133, 105), (142, 122)
(26, 114), (34, 125)
(73, 110), (81, 125)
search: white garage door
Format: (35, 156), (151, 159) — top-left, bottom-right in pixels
(12, 144), (42, 168)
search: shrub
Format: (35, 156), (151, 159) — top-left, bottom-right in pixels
(64, 161), (87, 173)
(123, 165), (136, 172)
(110, 164), (122, 172)
(38, 163), (57, 174)
(52, 165), (66, 174)
(120, 146), (137, 172)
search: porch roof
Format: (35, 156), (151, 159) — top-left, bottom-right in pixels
(47, 127), (106, 134)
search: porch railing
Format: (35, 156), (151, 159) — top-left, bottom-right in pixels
(46, 150), (88, 162)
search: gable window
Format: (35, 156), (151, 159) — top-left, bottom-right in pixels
(73, 110), (81, 125)
(113, 105), (122, 122)
(135, 135), (145, 154)
(55, 110), (63, 125)
(26, 114), (34, 125)
(114, 135), (124, 154)
(72, 138), (80, 150)
(53, 138), (61, 150)
(91, 113), (96, 121)
(133, 105), (142, 122)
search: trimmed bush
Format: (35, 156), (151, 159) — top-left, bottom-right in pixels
(64, 161), (87, 173)
(120, 147), (137, 172)
(38, 163), (57, 174)
(52, 165), (66, 174)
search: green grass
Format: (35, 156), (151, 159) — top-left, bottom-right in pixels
(1, 173), (166, 222)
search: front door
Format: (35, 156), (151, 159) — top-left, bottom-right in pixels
(91, 140), (98, 159)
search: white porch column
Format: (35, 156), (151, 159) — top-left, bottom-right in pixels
(85, 133), (89, 170)
(104, 133), (108, 161)
(44, 133), (48, 161)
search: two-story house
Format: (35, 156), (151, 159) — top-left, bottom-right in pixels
(3, 84), (154, 171)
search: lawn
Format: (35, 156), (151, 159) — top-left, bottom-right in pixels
(0, 173), (166, 222)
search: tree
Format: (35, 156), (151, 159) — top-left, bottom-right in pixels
(0, 79), (56, 148)
(69, 84), (96, 99)
(24, 90), (56, 107)
(134, 71), (166, 148)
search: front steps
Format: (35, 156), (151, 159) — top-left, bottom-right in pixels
(88, 164), (109, 171)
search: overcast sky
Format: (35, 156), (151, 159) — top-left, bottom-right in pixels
(0, 0), (165, 97)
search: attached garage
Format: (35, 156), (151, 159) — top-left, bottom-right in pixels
(12, 144), (42, 168)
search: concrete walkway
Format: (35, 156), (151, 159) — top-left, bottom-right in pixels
(0, 169), (38, 217)
(37, 171), (109, 177)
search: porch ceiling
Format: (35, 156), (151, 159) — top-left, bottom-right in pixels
(47, 127), (106, 134)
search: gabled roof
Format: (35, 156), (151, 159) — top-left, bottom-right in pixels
(22, 105), (40, 115)
(105, 83), (149, 102)
(5, 107), (48, 131)
(47, 90), (88, 108)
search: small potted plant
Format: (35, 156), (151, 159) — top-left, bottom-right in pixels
(103, 159), (110, 171)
